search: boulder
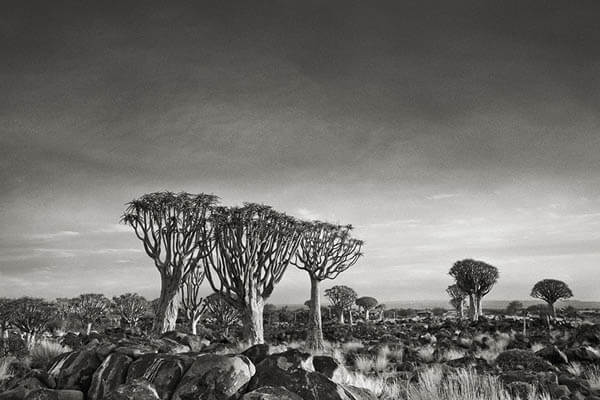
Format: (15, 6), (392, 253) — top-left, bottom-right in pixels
(126, 354), (192, 400)
(566, 346), (600, 362)
(48, 351), (102, 392)
(88, 353), (132, 400)
(161, 331), (208, 352)
(24, 389), (84, 400)
(242, 344), (270, 366)
(535, 345), (569, 365)
(114, 345), (158, 359)
(105, 379), (160, 400)
(241, 386), (303, 400)
(574, 324), (600, 346)
(312, 356), (343, 380)
(248, 351), (375, 400)
(496, 349), (556, 372)
(172, 354), (255, 400)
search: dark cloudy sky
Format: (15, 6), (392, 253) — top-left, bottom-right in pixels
(2, 0), (600, 303)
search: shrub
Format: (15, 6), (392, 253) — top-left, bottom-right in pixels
(29, 340), (71, 369)
(417, 345), (436, 362)
(0, 356), (16, 381)
(354, 354), (374, 373)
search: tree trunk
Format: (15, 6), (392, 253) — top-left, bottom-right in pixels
(242, 295), (264, 345)
(365, 309), (370, 322)
(469, 294), (479, 322)
(153, 276), (180, 335)
(548, 302), (556, 318)
(477, 296), (483, 317)
(26, 332), (35, 349)
(86, 322), (92, 335)
(458, 301), (464, 320)
(306, 278), (325, 352)
(191, 316), (200, 335)
(338, 310), (345, 324)
(348, 309), (353, 325)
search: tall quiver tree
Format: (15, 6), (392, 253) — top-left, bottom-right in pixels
(0, 298), (13, 339)
(204, 203), (304, 345)
(122, 191), (218, 334)
(291, 222), (363, 351)
(112, 293), (148, 329)
(180, 266), (207, 335)
(325, 285), (358, 325)
(446, 284), (467, 319)
(530, 279), (573, 318)
(356, 297), (378, 322)
(11, 297), (56, 348)
(72, 293), (110, 335)
(449, 259), (499, 322)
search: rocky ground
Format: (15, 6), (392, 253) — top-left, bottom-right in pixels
(0, 318), (599, 400)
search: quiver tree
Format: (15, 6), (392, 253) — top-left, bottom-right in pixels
(325, 285), (357, 325)
(356, 297), (378, 322)
(0, 298), (13, 339)
(449, 259), (499, 322)
(505, 300), (523, 316)
(122, 191), (218, 334)
(204, 203), (304, 345)
(180, 267), (207, 335)
(530, 279), (573, 318)
(112, 293), (148, 329)
(446, 284), (467, 319)
(71, 293), (110, 335)
(10, 297), (56, 347)
(291, 221), (363, 351)
(204, 292), (241, 337)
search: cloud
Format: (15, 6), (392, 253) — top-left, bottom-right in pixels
(295, 208), (321, 221)
(426, 193), (462, 201)
(27, 231), (80, 240)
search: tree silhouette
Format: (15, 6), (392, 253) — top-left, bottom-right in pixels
(530, 279), (573, 318)
(180, 267), (207, 335)
(356, 297), (378, 321)
(291, 221), (363, 351)
(449, 259), (499, 321)
(10, 297), (56, 347)
(71, 293), (110, 335)
(204, 203), (304, 344)
(446, 284), (467, 319)
(0, 298), (13, 339)
(204, 292), (241, 337)
(112, 293), (148, 329)
(505, 300), (523, 316)
(324, 285), (357, 325)
(122, 191), (218, 334)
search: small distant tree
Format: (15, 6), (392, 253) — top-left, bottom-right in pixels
(264, 304), (278, 327)
(0, 298), (13, 339)
(530, 279), (573, 318)
(505, 300), (523, 316)
(180, 267), (207, 335)
(112, 293), (148, 329)
(122, 191), (218, 334)
(204, 204), (304, 345)
(355, 297), (378, 321)
(71, 293), (110, 335)
(292, 221), (363, 351)
(446, 284), (467, 319)
(431, 307), (447, 317)
(449, 259), (499, 321)
(325, 285), (357, 325)
(204, 293), (241, 337)
(10, 297), (56, 347)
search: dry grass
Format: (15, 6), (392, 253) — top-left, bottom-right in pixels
(530, 343), (545, 353)
(566, 362), (583, 377)
(354, 354), (375, 373)
(342, 341), (364, 352)
(585, 366), (600, 390)
(474, 334), (511, 363)
(0, 357), (16, 381)
(417, 345), (436, 362)
(29, 340), (71, 369)
(442, 349), (466, 361)
(374, 349), (389, 372)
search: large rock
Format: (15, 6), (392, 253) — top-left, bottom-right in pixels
(88, 353), (132, 400)
(126, 354), (192, 400)
(247, 351), (375, 400)
(241, 386), (303, 400)
(172, 354), (255, 400)
(496, 349), (555, 372)
(566, 346), (600, 362)
(105, 379), (160, 400)
(242, 344), (270, 366)
(24, 389), (84, 400)
(48, 351), (102, 392)
(535, 345), (569, 365)
(161, 331), (208, 352)
(312, 356), (344, 380)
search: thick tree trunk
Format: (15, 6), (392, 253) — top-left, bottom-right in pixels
(86, 322), (92, 335)
(338, 310), (345, 324)
(242, 295), (264, 345)
(469, 294), (479, 322)
(548, 302), (556, 318)
(26, 332), (35, 349)
(153, 277), (180, 334)
(348, 309), (353, 325)
(365, 309), (370, 322)
(306, 278), (324, 352)
(458, 301), (464, 320)
(477, 296), (483, 317)
(191, 316), (200, 335)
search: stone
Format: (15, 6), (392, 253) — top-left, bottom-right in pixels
(496, 349), (555, 372)
(535, 345), (569, 365)
(24, 389), (84, 400)
(242, 344), (270, 366)
(312, 356), (343, 380)
(48, 351), (102, 392)
(172, 354), (255, 400)
(126, 354), (192, 400)
(88, 353), (132, 400)
(241, 386), (303, 400)
(105, 379), (160, 400)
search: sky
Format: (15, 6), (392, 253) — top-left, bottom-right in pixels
(1, 0), (600, 304)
